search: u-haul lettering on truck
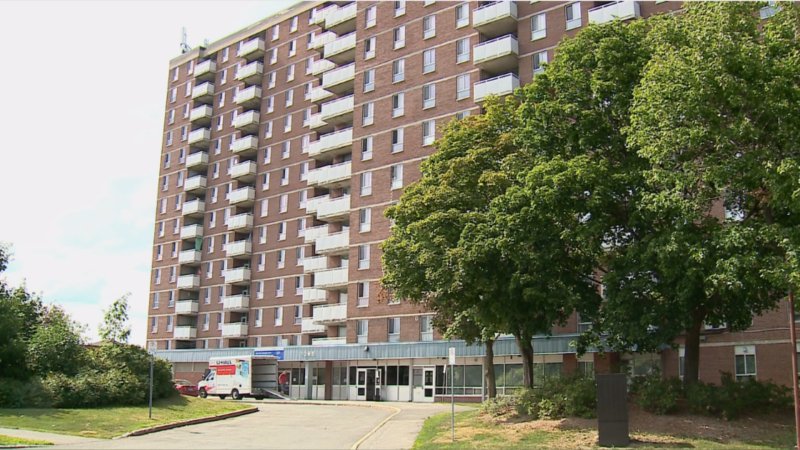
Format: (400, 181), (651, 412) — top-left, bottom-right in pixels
(212, 359), (235, 366)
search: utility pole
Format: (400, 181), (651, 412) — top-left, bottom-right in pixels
(789, 290), (799, 450)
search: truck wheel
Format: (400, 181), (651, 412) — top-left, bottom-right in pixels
(218, 395), (227, 400)
(199, 388), (208, 399)
(231, 389), (241, 400)
(254, 397), (264, 401)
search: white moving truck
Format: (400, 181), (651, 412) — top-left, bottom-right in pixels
(198, 355), (281, 400)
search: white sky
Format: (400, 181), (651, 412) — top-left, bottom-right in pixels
(0, 1), (296, 347)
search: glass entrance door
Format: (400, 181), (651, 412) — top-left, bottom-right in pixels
(356, 368), (367, 401)
(423, 367), (435, 401)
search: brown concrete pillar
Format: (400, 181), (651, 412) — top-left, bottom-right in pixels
(594, 352), (622, 374)
(325, 361), (333, 400)
(562, 354), (578, 375)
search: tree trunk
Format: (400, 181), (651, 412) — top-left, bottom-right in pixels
(484, 336), (497, 399)
(683, 310), (706, 392)
(515, 332), (535, 389)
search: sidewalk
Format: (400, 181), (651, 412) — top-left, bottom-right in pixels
(0, 428), (102, 446)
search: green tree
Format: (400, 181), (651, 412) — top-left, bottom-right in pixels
(437, 308), (500, 398)
(99, 293), (132, 344)
(28, 305), (86, 377)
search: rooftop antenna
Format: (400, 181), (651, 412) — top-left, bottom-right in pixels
(180, 27), (192, 54)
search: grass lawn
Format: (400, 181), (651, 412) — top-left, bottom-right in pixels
(0, 434), (53, 446)
(0, 396), (252, 439)
(413, 410), (796, 450)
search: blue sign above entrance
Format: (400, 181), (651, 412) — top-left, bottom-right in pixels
(254, 349), (285, 360)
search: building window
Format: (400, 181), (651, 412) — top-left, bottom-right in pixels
(391, 164), (404, 190)
(296, 247), (305, 265)
(298, 190), (307, 209)
(392, 128), (404, 153)
(357, 283), (369, 307)
(282, 141), (291, 159)
(362, 102), (374, 126)
(392, 93), (404, 117)
(392, 59), (405, 83)
(166, 131), (173, 146)
(266, 96), (275, 113)
(287, 64), (295, 82)
(278, 221), (287, 241)
(281, 167), (289, 186)
(290, 15), (298, 32)
(394, 26), (405, 50)
(153, 292), (160, 309)
(388, 318), (400, 342)
(456, 38), (470, 64)
(259, 226), (267, 244)
(265, 121), (273, 138)
(423, 49), (435, 73)
(276, 278), (285, 297)
(218, 92), (225, 107)
(735, 346), (757, 382)
(361, 172), (372, 196)
(423, 15), (436, 39)
(566, 3), (582, 30)
(167, 110), (175, 125)
(288, 40), (296, 57)
(365, 36), (376, 60)
(150, 317), (158, 333)
(394, 1), (406, 17)
(172, 67), (179, 81)
(361, 137), (373, 161)
(358, 245), (371, 270)
(357, 320), (368, 343)
(297, 217), (306, 237)
(422, 83), (436, 109)
(533, 50), (548, 75)
(284, 115), (292, 133)
(268, 72), (276, 89)
(303, 108), (311, 127)
(280, 194), (288, 213)
(456, 3), (469, 28)
(532, 13), (547, 40)
(295, 276), (304, 295)
(364, 69), (375, 93)
(170, 88), (177, 103)
(457, 74), (470, 100)
(420, 316), (433, 341)
(270, 48), (278, 65)
(422, 120), (435, 146)
(577, 313), (592, 333)
(222, 47), (229, 62)
(360, 207), (371, 232)
(255, 308), (263, 326)
(294, 305), (302, 324)
(366, 5), (377, 28)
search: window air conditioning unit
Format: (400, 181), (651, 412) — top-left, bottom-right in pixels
(241, 289), (250, 296)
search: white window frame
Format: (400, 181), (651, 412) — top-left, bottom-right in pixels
(392, 93), (404, 117)
(456, 4), (469, 28)
(422, 120), (435, 146)
(392, 128), (404, 153)
(533, 50), (548, 75)
(566, 3), (582, 30)
(365, 36), (376, 60)
(423, 15), (436, 39)
(364, 69), (375, 93)
(456, 37), (470, 64)
(423, 49), (436, 73)
(395, 1), (406, 17)
(423, 83), (436, 109)
(391, 164), (404, 190)
(532, 13), (547, 40)
(361, 172), (373, 196)
(392, 59), (405, 83)
(366, 5), (377, 28)
(360, 207), (371, 232)
(362, 137), (373, 161)
(362, 102), (374, 126)
(394, 26), (405, 50)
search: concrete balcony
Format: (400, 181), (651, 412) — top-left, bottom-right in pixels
(237, 37), (266, 61)
(312, 303), (347, 324)
(320, 95), (354, 126)
(235, 61), (264, 86)
(230, 161), (257, 183)
(227, 212), (254, 231)
(175, 300), (199, 315)
(310, 86), (335, 104)
(222, 322), (249, 338)
(315, 231), (349, 255)
(191, 82), (215, 104)
(473, 1), (518, 39)
(193, 59), (216, 82)
(474, 35), (519, 75)
(186, 151), (209, 169)
(180, 224), (203, 240)
(309, 128), (353, 160)
(178, 249), (202, 265)
(313, 4), (337, 26)
(311, 337), (347, 346)
(224, 267), (251, 285)
(187, 128), (211, 148)
(589, 1), (641, 24)
(303, 256), (328, 273)
(314, 267), (349, 289)
(307, 161), (351, 188)
(229, 186), (255, 207)
(181, 199), (205, 218)
(313, 31), (337, 50)
(234, 110), (260, 134)
(302, 288), (329, 304)
(234, 85), (262, 109)
(474, 73), (519, 103)
(189, 105), (213, 127)
(324, 2), (357, 35)
(304, 225), (328, 243)
(226, 240), (252, 259)
(231, 135), (259, 158)
(305, 195), (330, 215)
(222, 294), (250, 312)
(173, 326), (197, 340)
(183, 175), (207, 194)
(317, 196), (351, 222)
(312, 58), (336, 76)
(301, 318), (326, 334)
(309, 113), (333, 134)
(321, 63), (355, 95)
(177, 274), (200, 290)
(323, 32), (356, 65)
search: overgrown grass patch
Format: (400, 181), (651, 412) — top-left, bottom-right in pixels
(0, 434), (53, 446)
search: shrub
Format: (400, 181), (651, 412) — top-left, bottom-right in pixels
(686, 372), (792, 420)
(0, 377), (51, 408)
(481, 395), (517, 417)
(515, 373), (597, 419)
(630, 372), (682, 415)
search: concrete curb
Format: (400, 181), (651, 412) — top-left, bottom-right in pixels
(112, 406), (259, 439)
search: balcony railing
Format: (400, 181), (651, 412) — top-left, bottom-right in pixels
(230, 135), (259, 156)
(312, 303), (347, 324)
(321, 63), (355, 94)
(237, 37), (266, 60)
(229, 186), (255, 206)
(302, 288), (328, 304)
(588, 1), (641, 24)
(473, 34), (519, 74)
(186, 152), (209, 169)
(310, 86), (334, 104)
(309, 113), (331, 132)
(227, 213), (254, 231)
(235, 60), (264, 85)
(315, 231), (349, 254)
(307, 161), (351, 187)
(180, 224), (203, 239)
(474, 73), (519, 103)
(304, 224), (328, 243)
(226, 240), (252, 258)
(309, 128), (353, 158)
(320, 95), (354, 124)
(311, 337), (347, 346)
(234, 85), (262, 107)
(191, 82), (215, 103)
(222, 322), (249, 338)
(184, 175), (207, 193)
(314, 267), (348, 289)
(234, 110), (260, 132)
(224, 267), (251, 285)
(301, 318), (327, 333)
(312, 58), (336, 76)
(317, 196), (351, 221)
(173, 326), (197, 340)
(181, 199), (205, 217)
(473, 2), (518, 38)
(324, 2), (357, 34)
(189, 105), (213, 124)
(313, 31), (338, 50)
(323, 32), (356, 64)
(222, 294), (250, 312)
(178, 249), (202, 265)
(187, 128), (211, 147)
(230, 161), (257, 181)
(193, 60), (216, 82)
(176, 274), (200, 289)
(305, 195), (329, 215)
(175, 300), (199, 315)
(313, 4), (338, 26)
(303, 256), (328, 273)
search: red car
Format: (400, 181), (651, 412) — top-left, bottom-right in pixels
(174, 379), (199, 397)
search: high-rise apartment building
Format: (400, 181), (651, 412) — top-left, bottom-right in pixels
(148, 1), (793, 402)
